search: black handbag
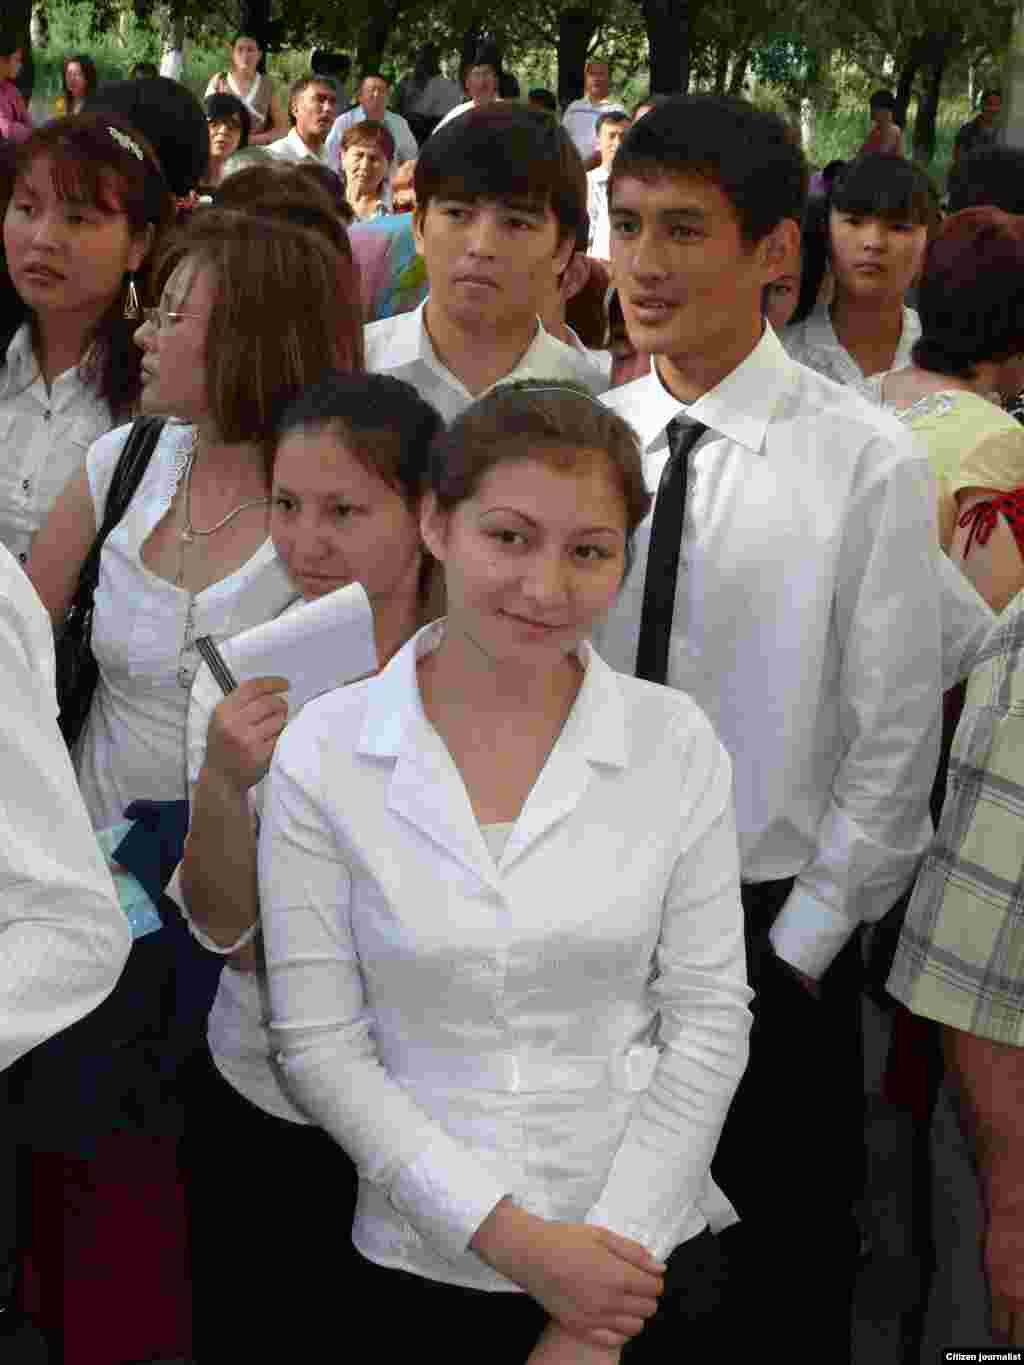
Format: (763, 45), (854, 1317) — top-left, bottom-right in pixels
(55, 417), (165, 750)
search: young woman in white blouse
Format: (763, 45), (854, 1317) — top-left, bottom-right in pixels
(258, 381), (753, 1365)
(175, 370), (445, 1360)
(20, 209), (363, 1365)
(0, 115), (173, 565)
(782, 155), (937, 399)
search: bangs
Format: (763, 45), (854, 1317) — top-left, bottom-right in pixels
(47, 153), (125, 214)
(831, 157), (936, 226)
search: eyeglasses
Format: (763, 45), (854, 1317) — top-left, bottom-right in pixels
(142, 307), (204, 332)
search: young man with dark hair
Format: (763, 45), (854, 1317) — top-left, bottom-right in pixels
(587, 109), (631, 259)
(593, 94), (992, 1361)
(267, 74), (337, 164)
(365, 104), (607, 418)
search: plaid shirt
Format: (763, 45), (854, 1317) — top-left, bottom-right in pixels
(888, 589), (1024, 1044)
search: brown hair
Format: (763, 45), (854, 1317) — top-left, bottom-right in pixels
(3, 114), (174, 418)
(212, 162), (355, 257)
(340, 119), (396, 163)
(151, 210), (364, 468)
(427, 380), (650, 577)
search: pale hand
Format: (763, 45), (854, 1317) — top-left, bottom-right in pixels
(205, 677), (290, 791)
(471, 1201), (664, 1347)
(526, 1321), (622, 1365)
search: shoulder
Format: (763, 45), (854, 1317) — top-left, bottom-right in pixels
(273, 674), (374, 777)
(533, 329), (609, 393)
(0, 544), (54, 689)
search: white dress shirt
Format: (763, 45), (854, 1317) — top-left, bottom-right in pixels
(258, 620), (752, 1288)
(0, 324), (114, 566)
(595, 327), (990, 979)
(265, 128), (330, 165)
(0, 546), (128, 1072)
(326, 106), (418, 176)
(586, 164), (612, 260)
(364, 302), (608, 422)
(561, 97), (627, 160)
(781, 302), (922, 400)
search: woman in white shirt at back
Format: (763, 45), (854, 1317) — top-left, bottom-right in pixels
(258, 380), (753, 1365)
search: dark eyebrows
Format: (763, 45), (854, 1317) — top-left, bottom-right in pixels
(480, 506), (624, 537)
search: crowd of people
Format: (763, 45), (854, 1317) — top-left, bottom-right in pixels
(1, 22), (1024, 1365)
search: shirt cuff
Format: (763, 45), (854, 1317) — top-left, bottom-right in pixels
(165, 862), (261, 956)
(769, 883), (857, 979)
(388, 1130), (511, 1264)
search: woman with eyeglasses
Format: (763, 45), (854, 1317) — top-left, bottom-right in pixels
(0, 115), (173, 567)
(201, 91), (251, 192)
(21, 209), (364, 1365)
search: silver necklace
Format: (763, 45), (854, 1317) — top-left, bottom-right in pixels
(176, 446), (270, 587)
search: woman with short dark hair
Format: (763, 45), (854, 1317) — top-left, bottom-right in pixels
(201, 91), (251, 190)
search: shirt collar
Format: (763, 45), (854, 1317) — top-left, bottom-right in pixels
(286, 127), (327, 162)
(357, 618), (629, 769)
(803, 300), (921, 371)
(612, 324), (795, 455)
(1, 324), (37, 392)
(405, 300), (565, 396)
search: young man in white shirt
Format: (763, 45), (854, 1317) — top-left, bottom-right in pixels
(325, 72), (418, 179)
(266, 74), (337, 164)
(562, 59), (626, 167)
(594, 94), (988, 1362)
(365, 104), (608, 420)
(586, 109), (631, 260)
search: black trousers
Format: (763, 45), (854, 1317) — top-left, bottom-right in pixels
(350, 1227), (732, 1363)
(178, 1046), (360, 1362)
(711, 878), (864, 1363)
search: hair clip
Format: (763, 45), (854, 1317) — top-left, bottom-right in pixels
(109, 126), (144, 161)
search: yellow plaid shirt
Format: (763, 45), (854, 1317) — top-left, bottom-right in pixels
(888, 587), (1024, 1044)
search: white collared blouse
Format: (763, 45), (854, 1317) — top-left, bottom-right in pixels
(0, 324), (113, 566)
(363, 302), (608, 422)
(595, 329), (993, 980)
(258, 620), (752, 1289)
(781, 300), (921, 400)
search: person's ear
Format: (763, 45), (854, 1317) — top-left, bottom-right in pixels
(552, 230), (575, 278)
(127, 223), (156, 275)
(419, 490), (449, 563)
(561, 251), (591, 304)
(760, 218), (800, 284)
(412, 205), (427, 257)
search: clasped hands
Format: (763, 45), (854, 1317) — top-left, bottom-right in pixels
(470, 1198), (665, 1364)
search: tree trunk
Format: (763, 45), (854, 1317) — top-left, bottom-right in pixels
(643, 0), (698, 95)
(728, 45), (751, 96)
(356, 1), (404, 74)
(912, 41), (954, 164)
(894, 41), (924, 129)
(9, 0), (33, 99)
(557, 8), (598, 108)
(713, 42), (729, 94)
(238, 0), (272, 52)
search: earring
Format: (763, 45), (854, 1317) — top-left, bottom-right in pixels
(123, 274), (140, 320)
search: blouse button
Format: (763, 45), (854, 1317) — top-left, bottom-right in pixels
(21, 479), (30, 493)
(18, 553), (27, 564)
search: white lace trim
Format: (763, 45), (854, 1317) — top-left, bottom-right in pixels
(147, 421), (197, 527)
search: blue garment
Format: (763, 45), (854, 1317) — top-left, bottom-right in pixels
(11, 801), (223, 1158)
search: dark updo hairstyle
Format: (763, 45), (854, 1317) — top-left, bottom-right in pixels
(913, 207), (1024, 378)
(275, 371), (445, 613)
(0, 114), (174, 419)
(204, 92), (252, 150)
(427, 380), (651, 579)
(84, 77), (210, 198)
(63, 53), (98, 102)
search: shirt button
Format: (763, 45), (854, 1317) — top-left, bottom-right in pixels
(18, 553), (27, 564)
(43, 410), (51, 422)
(21, 479), (29, 493)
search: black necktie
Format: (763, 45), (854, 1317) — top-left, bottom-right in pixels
(635, 418), (708, 684)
